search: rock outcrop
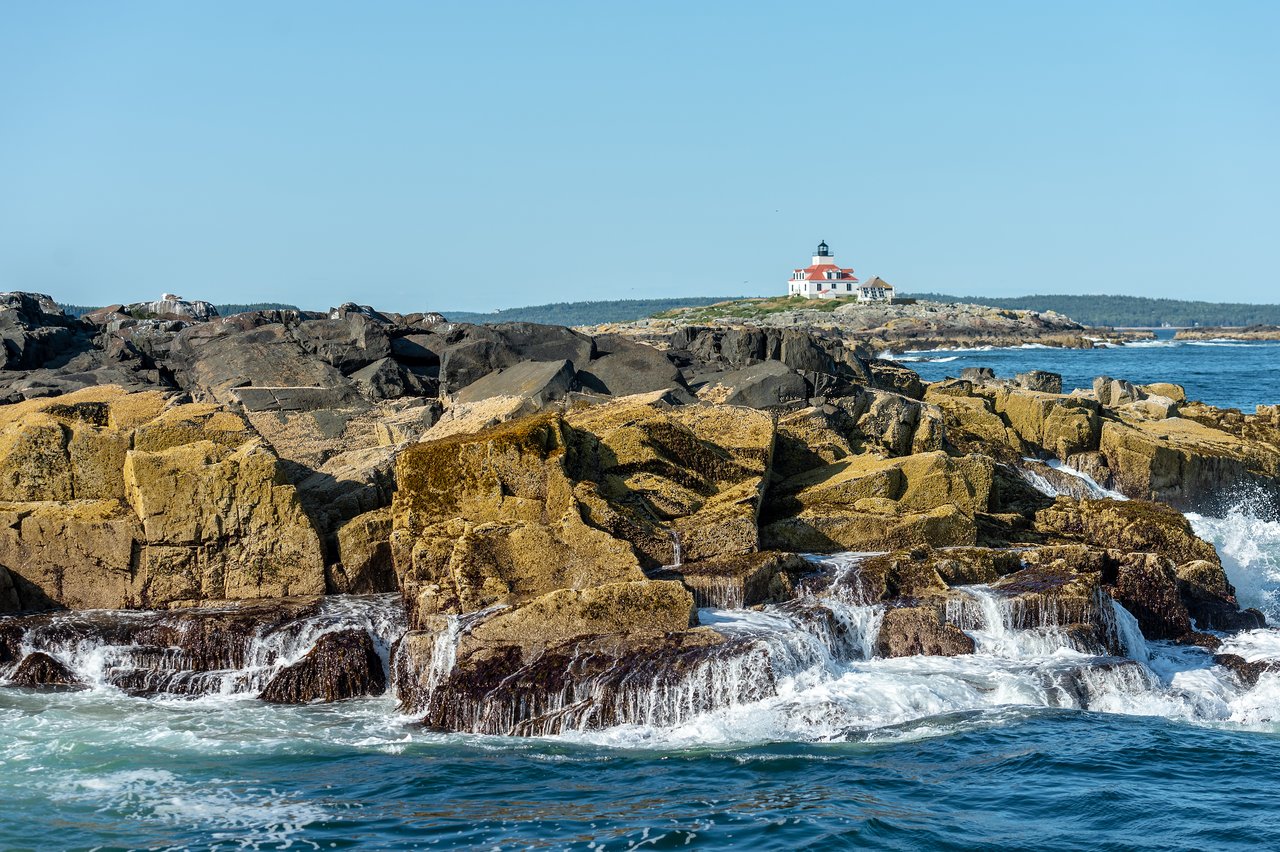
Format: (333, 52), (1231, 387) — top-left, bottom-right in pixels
(0, 387), (324, 609)
(0, 291), (1275, 739)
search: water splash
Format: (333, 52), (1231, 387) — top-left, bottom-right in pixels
(1187, 494), (1280, 620)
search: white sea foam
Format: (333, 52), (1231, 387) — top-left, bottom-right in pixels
(1044, 457), (1129, 500)
(1187, 503), (1280, 620)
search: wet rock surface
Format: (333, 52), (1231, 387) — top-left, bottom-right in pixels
(260, 628), (386, 703)
(8, 651), (82, 688)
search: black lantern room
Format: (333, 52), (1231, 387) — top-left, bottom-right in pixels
(816, 240), (831, 257)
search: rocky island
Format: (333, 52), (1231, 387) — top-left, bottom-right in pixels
(585, 295), (1155, 353)
(1175, 325), (1280, 342)
(1, 290), (1276, 733)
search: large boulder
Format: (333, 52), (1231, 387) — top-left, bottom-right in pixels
(0, 387), (325, 610)
(710, 361), (809, 409)
(575, 335), (685, 397)
(390, 397), (775, 623)
(438, 323), (595, 394)
(453, 359), (575, 407)
(168, 319), (363, 408)
(874, 604), (975, 658)
(8, 651), (81, 689)
(762, 451), (993, 552)
(260, 629), (386, 703)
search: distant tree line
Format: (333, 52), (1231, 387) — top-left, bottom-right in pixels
(906, 293), (1280, 328)
(59, 302), (300, 318)
(441, 297), (749, 325)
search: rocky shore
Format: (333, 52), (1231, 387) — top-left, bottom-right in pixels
(584, 296), (1155, 352)
(1, 291), (1277, 733)
(1175, 325), (1280, 341)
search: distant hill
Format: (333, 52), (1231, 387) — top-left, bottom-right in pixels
(906, 294), (1280, 328)
(60, 302), (300, 318)
(440, 297), (751, 326)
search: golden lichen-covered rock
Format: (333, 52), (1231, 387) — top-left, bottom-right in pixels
(986, 387), (1100, 461)
(650, 551), (811, 608)
(925, 386), (1020, 460)
(461, 580), (696, 663)
(1097, 414), (1280, 509)
(1034, 497), (1219, 567)
(761, 451), (993, 552)
(0, 386), (325, 610)
(332, 506), (396, 593)
(391, 413), (644, 619)
(391, 397), (776, 622)
(874, 604), (975, 658)
(123, 438), (326, 604)
(0, 499), (139, 609)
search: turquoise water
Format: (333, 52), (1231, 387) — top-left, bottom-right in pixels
(5, 336), (1280, 850)
(4, 690), (1280, 851)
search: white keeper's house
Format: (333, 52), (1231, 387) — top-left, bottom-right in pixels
(786, 241), (894, 303)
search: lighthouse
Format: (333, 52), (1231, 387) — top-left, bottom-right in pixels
(786, 241), (894, 302)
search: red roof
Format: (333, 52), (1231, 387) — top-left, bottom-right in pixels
(789, 263), (859, 282)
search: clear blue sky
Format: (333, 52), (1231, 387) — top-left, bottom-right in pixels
(2, 2), (1277, 313)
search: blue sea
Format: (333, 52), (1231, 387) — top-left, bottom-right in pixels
(890, 330), (1280, 411)
(4, 334), (1280, 851)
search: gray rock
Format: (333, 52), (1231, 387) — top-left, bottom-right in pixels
(291, 316), (391, 373)
(576, 335), (685, 397)
(232, 386), (363, 412)
(1016, 370), (1063, 394)
(960, 367), (996, 383)
(124, 295), (219, 322)
(718, 361), (809, 409)
(169, 321), (361, 406)
(453, 359), (576, 407)
(438, 323), (595, 394)
(1094, 375), (1140, 407)
(349, 357), (436, 401)
(389, 333), (443, 366)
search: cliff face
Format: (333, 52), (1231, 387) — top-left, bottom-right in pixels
(0, 387), (324, 610)
(1, 291), (1277, 732)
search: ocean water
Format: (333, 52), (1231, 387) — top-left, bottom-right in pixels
(889, 330), (1280, 410)
(5, 340), (1280, 850)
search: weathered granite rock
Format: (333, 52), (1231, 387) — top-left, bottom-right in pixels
(438, 323), (595, 394)
(453, 359), (575, 407)
(332, 507), (396, 594)
(260, 628), (386, 703)
(1213, 653), (1280, 688)
(0, 387), (325, 610)
(1016, 370), (1063, 394)
(168, 319), (362, 408)
(123, 295), (219, 322)
(390, 397), (775, 622)
(762, 451), (993, 552)
(576, 334), (685, 397)
(291, 315), (391, 373)
(711, 361), (809, 409)
(650, 552), (811, 608)
(874, 604), (975, 658)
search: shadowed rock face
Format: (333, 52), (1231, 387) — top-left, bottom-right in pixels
(260, 629), (386, 704)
